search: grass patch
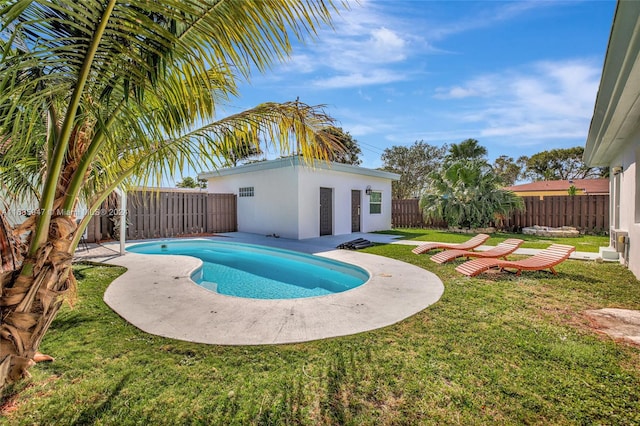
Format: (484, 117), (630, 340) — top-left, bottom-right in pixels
(381, 228), (610, 252)
(2, 244), (639, 425)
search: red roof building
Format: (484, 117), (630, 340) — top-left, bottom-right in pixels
(504, 179), (609, 199)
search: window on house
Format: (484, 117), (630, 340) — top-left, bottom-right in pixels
(369, 191), (382, 214)
(239, 187), (254, 197)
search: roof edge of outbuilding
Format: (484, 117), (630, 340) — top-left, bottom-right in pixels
(198, 156), (400, 181)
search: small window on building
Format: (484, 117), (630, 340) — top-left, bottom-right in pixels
(369, 191), (382, 214)
(239, 187), (254, 197)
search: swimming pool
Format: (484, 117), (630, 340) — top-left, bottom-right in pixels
(127, 239), (369, 299)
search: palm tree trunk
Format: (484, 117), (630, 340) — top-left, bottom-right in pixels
(0, 209), (76, 391)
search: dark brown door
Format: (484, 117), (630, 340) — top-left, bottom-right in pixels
(320, 187), (332, 236)
(351, 190), (361, 232)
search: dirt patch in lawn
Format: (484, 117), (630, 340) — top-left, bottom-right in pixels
(585, 308), (640, 346)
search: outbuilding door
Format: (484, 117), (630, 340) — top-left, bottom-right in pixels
(351, 190), (361, 232)
(320, 187), (332, 236)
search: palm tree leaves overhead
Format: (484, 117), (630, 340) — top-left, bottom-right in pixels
(88, 101), (338, 193)
(0, 0), (339, 144)
(0, 0), (343, 216)
(0, 0), (345, 388)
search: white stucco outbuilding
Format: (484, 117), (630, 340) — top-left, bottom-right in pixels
(199, 157), (399, 240)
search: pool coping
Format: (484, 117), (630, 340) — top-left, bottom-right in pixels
(96, 233), (444, 345)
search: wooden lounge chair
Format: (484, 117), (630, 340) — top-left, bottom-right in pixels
(411, 233), (490, 255)
(430, 238), (524, 264)
(455, 244), (575, 277)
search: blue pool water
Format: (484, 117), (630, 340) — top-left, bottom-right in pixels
(127, 240), (369, 299)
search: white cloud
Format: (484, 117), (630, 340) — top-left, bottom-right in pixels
(357, 89), (372, 102)
(317, 26), (409, 71)
(272, 0), (547, 91)
(278, 54), (316, 74)
(434, 75), (499, 99)
(346, 123), (380, 136)
(312, 69), (406, 89)
(370, 27), (406, 61)
(435, 86), (481, 99)
(425, 1), (553, 41)
(269, 1), (418, 89)
(433, 59), (602, 144)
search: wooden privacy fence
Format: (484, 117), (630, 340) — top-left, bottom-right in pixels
(503, 195), (609, 233)
(85, 190), (237, 242)
(392, 199), (424, 228)
(391, 199), (447, 229)
(392, 195), (609, 233)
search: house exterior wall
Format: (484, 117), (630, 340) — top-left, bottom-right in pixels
(608, 129), (640, 279)
(203, 158), (397, 240)
(297, 166), (393, 239)
(583, 1), (640, 280)
(204, 166), (300, 239)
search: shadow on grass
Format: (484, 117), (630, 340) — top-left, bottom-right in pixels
(49, 311), (98, 332)
(74, 374), (130, 425)
(454, 270), (573, 283)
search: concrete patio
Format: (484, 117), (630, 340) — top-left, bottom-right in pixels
(79, 233), (445, 345)
(74, 232), (602, 345)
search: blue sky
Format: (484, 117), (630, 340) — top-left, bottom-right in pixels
(217, 0), (616, 171)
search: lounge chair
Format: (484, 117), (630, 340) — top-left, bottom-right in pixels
(411, 233), (490, 255)
(455, 244), (575, 277)
(430, 238), (524, 264)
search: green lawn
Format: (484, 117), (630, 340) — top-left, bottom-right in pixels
(2, 240), (639, 425)
(381, 228), (610, 252)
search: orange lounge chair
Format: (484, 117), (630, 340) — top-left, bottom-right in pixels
(430, 238), (524, 264)
(412, 233), (490, 255)
(455, 244), (575, 277)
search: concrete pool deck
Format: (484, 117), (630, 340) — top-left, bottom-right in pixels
(80, 233), (444, 345)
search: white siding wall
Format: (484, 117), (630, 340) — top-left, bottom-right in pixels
(297, 167), (393, 239)
(609, 131), (640, 279)
(206, 167), (300, 239)
(205, 161), (395, 240)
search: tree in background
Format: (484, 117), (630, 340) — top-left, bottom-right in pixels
(420, 160), (524, 229)
(0, 0), (343, 388)
(445, 138), (487, 163)
(217, 137), (264, 167)
(448, 139), (526, 186)
(176, 177), (207, 189)
(492, 155), (526, 186)
(381, 141), (447, 199)
(521, 147), (608, 181)
(319, 127), (362, 165)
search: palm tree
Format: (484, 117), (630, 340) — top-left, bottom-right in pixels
(0, 0), (344, 389)
(420, 160), (524, 229)
(446, 138), (488, 163)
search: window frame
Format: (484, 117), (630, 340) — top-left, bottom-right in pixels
(369, 190), (382, 214)
(238, 186), (254, 197)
